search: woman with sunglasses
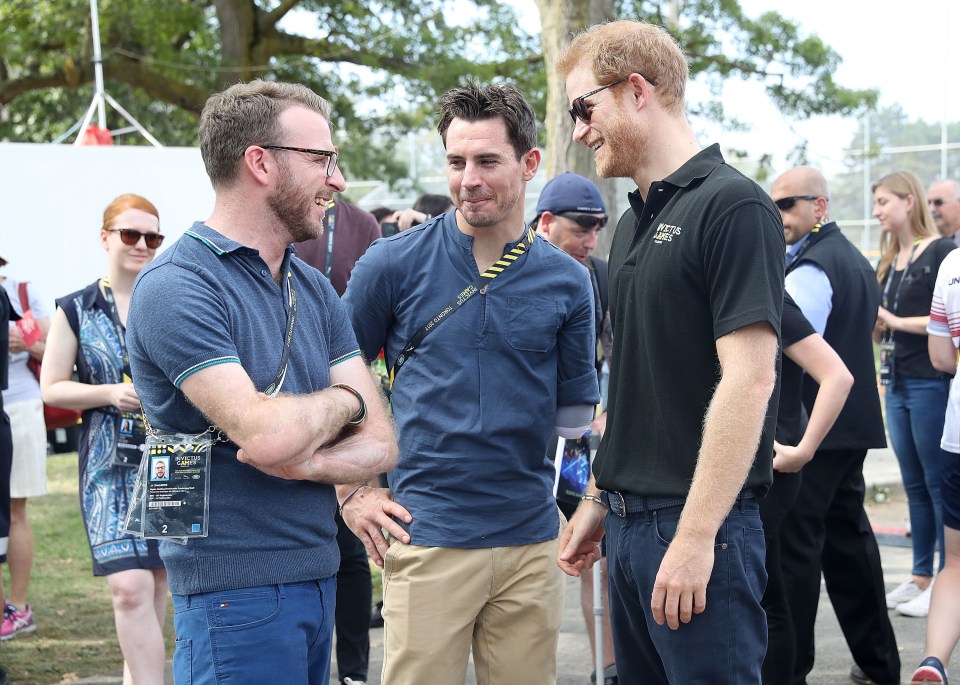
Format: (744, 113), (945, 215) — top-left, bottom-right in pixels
(41, 193), (167, 684)
(873, 171), (958, 620)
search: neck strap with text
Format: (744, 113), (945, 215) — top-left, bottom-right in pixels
(391, 226), (536, 382)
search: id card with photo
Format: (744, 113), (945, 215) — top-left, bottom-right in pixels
(141, 433), (212, 539)
(113, 411), (148, 467)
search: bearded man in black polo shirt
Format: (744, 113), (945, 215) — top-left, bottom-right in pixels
(555, 21), (784, 684)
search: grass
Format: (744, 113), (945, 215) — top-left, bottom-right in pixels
(1, 453), (175, 684)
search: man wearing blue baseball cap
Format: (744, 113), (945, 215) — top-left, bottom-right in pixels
(534, 172), (617, 685)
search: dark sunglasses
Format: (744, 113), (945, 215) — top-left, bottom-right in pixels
(557, 212), (607, 230)
(261, 144), (340, 177)
(568, 74), (658, 124)
(929, 198), (947, 208)
(774, 195), (819, 211)
(105, 228), (165, 249)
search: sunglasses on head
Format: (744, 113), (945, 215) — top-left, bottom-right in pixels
(568, 74), (658, 125)
(105, 228), (165, 249)
(774, 195), (819, 211)
(557, 212), (607, 230)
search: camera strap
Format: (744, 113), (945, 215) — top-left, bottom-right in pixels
(390, 226), (535, 383)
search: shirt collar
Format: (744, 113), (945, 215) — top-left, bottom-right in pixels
(627, 143), (725, 214)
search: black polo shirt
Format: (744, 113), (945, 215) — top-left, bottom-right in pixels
(594, 144), (784, 498)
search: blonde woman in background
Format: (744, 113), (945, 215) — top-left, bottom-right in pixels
(874, 171), (958, 619)
(41, 194), (167, 685)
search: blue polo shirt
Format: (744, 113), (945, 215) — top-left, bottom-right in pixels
(127, 222), (361, 595)
(343, 212), (600, 548)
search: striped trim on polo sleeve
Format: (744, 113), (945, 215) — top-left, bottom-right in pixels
(330, 349), (362, 366)
(174, 356), (241, 387)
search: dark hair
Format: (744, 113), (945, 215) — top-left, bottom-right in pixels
(436, 81), (537, 161)
(370, 206), (395, 223)
(412, 194), (453, 217)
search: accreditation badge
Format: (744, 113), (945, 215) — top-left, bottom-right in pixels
(113, 411), (148, 467)
(126, 431), (212, 540)
(879, 339), (896, 386)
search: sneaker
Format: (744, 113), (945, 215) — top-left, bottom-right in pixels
(896, 582), (934, 618)
(342, 679), (367, 685)
(1, 602), (36, 640)
(886, 580), (924, 608)
(911, 656), (949, 684)
(850, 664), (876, 684)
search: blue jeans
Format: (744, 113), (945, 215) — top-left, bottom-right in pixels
(605, 496), (767, 684)
(886, 375), (952, 576)
(172, 577), (335, 685)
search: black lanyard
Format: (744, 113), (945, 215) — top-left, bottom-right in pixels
(264, 269), (297, 396)
(101, 278), (133, 379)
(324, 202), (337, 279)
(182, 232), (298, 396)
(391, 227), (536, 381)
(881, 239), (921, 315)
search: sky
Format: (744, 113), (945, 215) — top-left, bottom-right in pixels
(512, 0), (958, 178)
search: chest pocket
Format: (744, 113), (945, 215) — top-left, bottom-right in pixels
(505, 296), (559, 353)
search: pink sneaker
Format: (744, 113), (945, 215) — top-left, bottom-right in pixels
(1, 602), (36, 640)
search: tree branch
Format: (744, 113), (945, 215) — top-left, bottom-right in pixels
(262, 0), (302, 28)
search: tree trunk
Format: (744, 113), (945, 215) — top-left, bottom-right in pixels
(536, 0), (618, 258)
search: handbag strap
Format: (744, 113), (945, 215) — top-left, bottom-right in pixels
(17, 281), (29, 313)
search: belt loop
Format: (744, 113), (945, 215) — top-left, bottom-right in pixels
(277, 583), (286, 600)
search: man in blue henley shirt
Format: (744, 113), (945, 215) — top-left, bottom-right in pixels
(127, 80), (398, 685)
(341, 83), (600, 684)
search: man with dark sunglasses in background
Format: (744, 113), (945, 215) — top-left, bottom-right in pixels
(928, 179), (960, 247)
(555, 20), (783, 684)
(770, 166), (898, 685)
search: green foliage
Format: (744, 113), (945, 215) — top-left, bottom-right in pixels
(2, 0), (875, 187)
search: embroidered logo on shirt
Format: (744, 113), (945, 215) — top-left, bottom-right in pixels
(653, 222), (682, 244)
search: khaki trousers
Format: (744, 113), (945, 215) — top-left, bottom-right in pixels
(380, 538), (564, 685)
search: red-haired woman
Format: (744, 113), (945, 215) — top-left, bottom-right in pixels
(41, 194), (167, 685)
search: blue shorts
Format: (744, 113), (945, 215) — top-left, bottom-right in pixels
(172, 577), (335, 685)
(941, 450), (960, 530)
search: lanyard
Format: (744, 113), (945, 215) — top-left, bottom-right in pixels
(391, 226), (536, 381)
(100, 278), (133, 378)
(264, 269), (297, 396)
(324, 202), (337, 279)
(181, 232), (298, 396)
(881, 239), (921, 314)
(785, 222), (824, 271)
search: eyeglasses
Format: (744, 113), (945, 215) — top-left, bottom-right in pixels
(774, 195), (819, 211)
(929, 198), (948, 208)
(568, 74), (658, 124)
(556, 212), (607, 230)
(105, 228), (165, 249)
(261, 145), (340, 177)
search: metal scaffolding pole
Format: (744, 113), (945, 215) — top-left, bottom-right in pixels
(53, 0), (162, 147)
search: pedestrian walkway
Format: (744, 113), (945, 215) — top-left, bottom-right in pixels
(71, 446), (951, 685)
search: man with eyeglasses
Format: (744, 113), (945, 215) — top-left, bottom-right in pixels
(126, 80), (398, 685)
(555, 21), (784, 684)
(770, 166), (898, 685)
(928, 179), (960, 247)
